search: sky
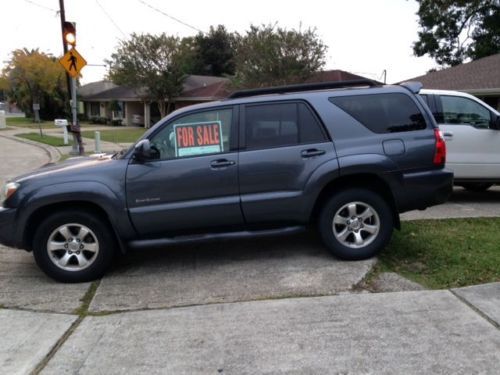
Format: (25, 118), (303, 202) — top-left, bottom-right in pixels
(1, 0), (438, 84)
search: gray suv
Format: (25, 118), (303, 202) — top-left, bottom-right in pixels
(0, 80), (453, 282)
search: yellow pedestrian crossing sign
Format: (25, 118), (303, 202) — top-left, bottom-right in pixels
(59, 48), (87, 78)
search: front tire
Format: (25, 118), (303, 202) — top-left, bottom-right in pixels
(318, 188), (394, 260)
(33, 210), (116, 283)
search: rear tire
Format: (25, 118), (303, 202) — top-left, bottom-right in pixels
(459, 183), (493, 192)
(33, 210), (116, 283)
(318, 188), (394, 260)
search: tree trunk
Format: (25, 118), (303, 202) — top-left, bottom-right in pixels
(157, 100), (166, 119)
(166, 100), (172, 116)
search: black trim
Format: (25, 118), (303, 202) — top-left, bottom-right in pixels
(128, 226), (305, 249)
(230, 105), (239, 151)
(227, 79), (380, 99)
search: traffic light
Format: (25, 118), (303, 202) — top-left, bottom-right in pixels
(63, 21), (76, 47)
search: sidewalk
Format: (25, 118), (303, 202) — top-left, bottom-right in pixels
(1, 284), (498, 374)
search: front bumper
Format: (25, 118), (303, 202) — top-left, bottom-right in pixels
(0, 207), (18, 248)
(395, 168), (454, 213)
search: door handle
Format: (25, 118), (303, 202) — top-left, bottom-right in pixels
(301, 149), (326, 158)
(210, 159), (236, 168)
(443, 132), (454, 138)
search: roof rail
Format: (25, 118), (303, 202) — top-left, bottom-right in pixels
(227, 79), (381, 99)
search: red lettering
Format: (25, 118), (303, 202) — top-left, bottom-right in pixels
(188, 127), (194, 146)
(176, 127), (183, 146)
(196, 126), (203, 146)
(212, 125), (220, 144)
(181, 128), (188, 147)
(203, 126), (210, 145)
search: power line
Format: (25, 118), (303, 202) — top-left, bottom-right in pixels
(95, 0), (127, 38)
(24, 0), (58, 14)
(137, 0), (204, 34)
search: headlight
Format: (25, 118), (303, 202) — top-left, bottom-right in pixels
(1, 182), (19, 204)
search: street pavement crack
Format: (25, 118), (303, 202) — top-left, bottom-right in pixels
(30, 280), (101, 374)
(449, 289), (500, 330)
(30, 315), (84, 375)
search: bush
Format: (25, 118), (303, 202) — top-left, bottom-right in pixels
(90, 116), (109, 124)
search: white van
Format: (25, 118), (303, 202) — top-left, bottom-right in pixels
(420, 89), (500, 191)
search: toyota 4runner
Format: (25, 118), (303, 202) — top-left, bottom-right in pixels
(0, 80), (453, 282)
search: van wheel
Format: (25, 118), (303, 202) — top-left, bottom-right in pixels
(318, 189), (393, 260)
(459, 183), (493, 192)
(32, 210), (115, 283)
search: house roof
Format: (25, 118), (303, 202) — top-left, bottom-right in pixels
(82, 85), (147, 101)
(79, 75), (229, 102)
(78, 80), (117, 97)
(305, 70), (373, 83)
(79, 70), (375, 102)
(178, 80), (231, 101)
(404, 53), (500, 93)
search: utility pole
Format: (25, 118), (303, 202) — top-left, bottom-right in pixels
(58, 0), (83, 155)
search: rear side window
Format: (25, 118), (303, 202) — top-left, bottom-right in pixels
(245, 102), (327, 150)
(329, 93), (427, 133)
(440, 95), (491, 128)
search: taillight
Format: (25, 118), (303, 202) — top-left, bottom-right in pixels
(433, 128), (446, 166)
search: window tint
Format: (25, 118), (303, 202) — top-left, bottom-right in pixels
(329, 93), (427, 133)
(440, 95), (491, 128)
(299, 103), (327, 143)
(150, 108), (232, 160)
(245, 102), (327, 150)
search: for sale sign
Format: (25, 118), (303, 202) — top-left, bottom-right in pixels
(174, 121), (224, 157)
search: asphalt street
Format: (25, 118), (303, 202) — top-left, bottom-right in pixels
(0, 134), (499, 374)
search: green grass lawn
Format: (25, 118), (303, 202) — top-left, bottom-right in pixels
(16, 132), (68, 147)
(378, 218), (500, 289)
(6, 117), (53, 129)
(81, 128), (146, 143)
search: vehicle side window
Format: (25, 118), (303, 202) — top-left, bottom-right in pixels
(329, 93), (427, 133)
(245, 102), (327, 150)
(150, 108), (232, 160)
(440, 95), (491, 128)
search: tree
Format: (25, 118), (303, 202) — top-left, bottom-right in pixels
(191, 25), (236, 76)
(413, 0), (500, 66)
(1, 48), (67, 119)
(107, 33), (188, 119)
(233, 24), (327, 88)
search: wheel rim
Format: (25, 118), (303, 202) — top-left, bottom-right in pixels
(46, 223), (99, 272)
(332, 201), (380, 249)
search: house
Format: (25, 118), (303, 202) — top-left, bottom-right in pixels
(78, 75), (230, 127)
(404, 53), (500, 110)
(78, 70), (374, 128)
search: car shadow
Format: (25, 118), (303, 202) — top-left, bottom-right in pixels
(450, 186), (500, 203)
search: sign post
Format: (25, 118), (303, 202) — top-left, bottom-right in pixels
(59, 48), (87, 154)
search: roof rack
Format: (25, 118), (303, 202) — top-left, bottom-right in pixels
(227, 79), (381, 99)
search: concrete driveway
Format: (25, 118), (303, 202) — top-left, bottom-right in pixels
(1, 135), (499, 374)
(402, 185), (500, 220)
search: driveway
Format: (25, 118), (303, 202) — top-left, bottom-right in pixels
(0, 136), (499, 373)
(402, 185), (500, 220)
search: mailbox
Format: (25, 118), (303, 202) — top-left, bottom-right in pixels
(54, 119), (69, 145)
(54, 119), (69, 127)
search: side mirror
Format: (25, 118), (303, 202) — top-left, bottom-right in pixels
(133, 139), (152, 161)
(492, 114), (500, 130)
